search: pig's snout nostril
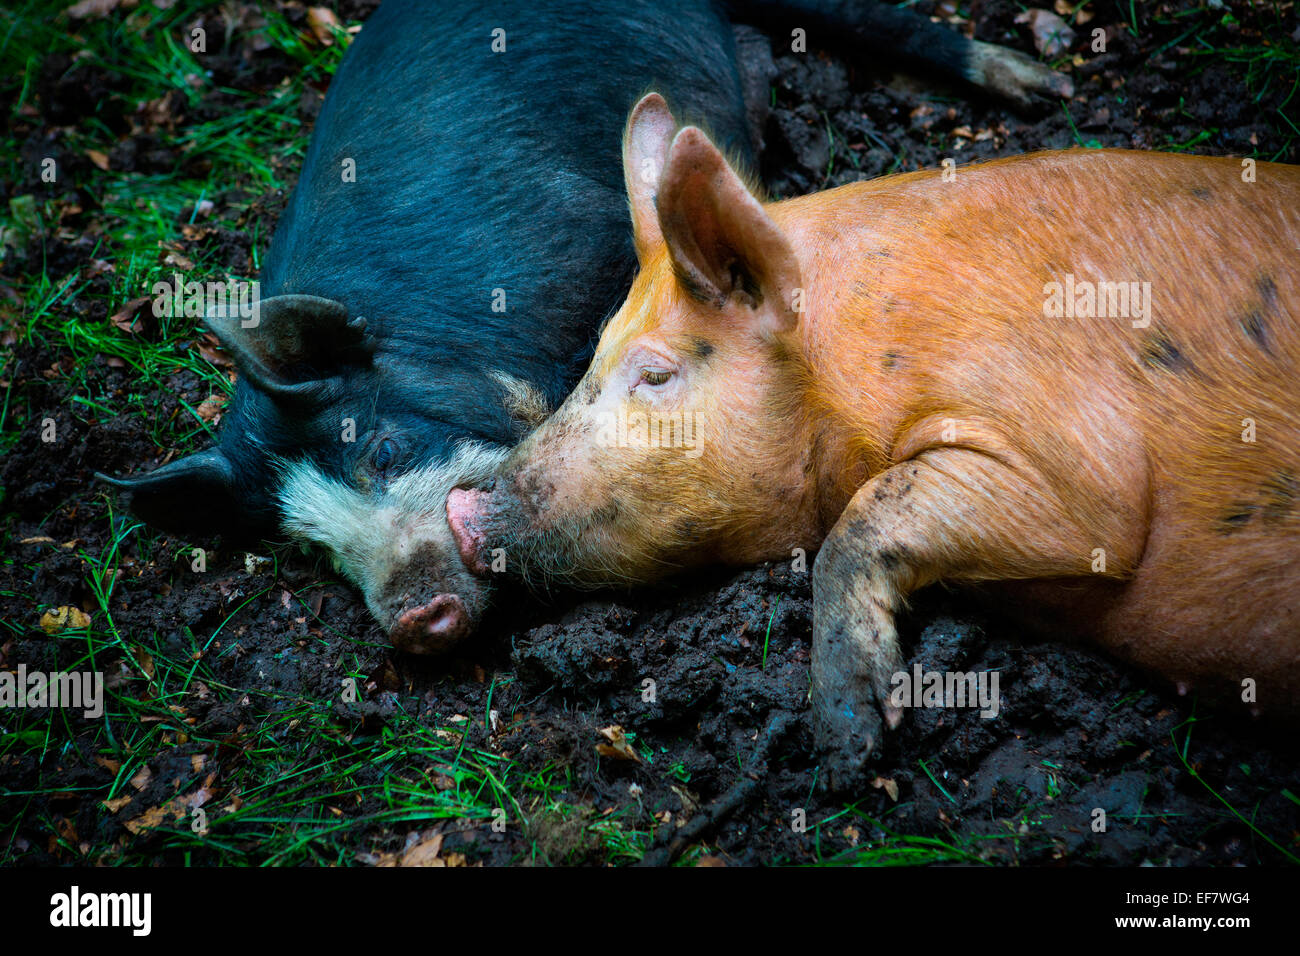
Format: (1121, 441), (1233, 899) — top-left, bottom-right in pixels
(390, 594), (469, 655)
(446, 486), (490, 575)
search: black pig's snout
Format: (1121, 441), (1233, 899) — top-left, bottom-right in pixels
(390, 594), (469, 655)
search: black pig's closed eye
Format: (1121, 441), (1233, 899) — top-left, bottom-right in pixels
(640, 368), (672, 386)
(373, 437), (400, 473)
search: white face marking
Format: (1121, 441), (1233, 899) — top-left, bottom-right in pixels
(274, 441), (507, 623)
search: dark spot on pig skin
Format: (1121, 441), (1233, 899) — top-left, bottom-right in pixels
(1217, 503), (1255, 534)
(1141, 334), (1192, 374)
(1261, 472), (1297, 523)
(674, 517), (703, 544)
(1190, 186), (1212, 201)
(687, 337), (714, 360)
(1240, 310), (1270, 353)
(1257, 275), (1278, 310)
(875, 549), (901, 573)
(882, 351), (899, 370)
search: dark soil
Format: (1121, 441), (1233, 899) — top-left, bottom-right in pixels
(3, 0), (1298, 866)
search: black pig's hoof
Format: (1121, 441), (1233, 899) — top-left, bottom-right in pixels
(970, 42), (1074, 112)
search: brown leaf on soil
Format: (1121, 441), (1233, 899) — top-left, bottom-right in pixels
(399, 833), (445, 867)
(1052, 0), (1093, 23)
(158, 242), (194, 271)
(695, 855), (726, 867)
(196, 332), (234, 368)
(871, 776), (900, 802)
(110, 295), (153, 335)
(122, 803), (172, 835)
(66, 0), (121, 20)
(102, 794), (132, 813)
(426, 769), (456, 791)
(306, 7), (341, 45)
(94, 755), (121, 774)
(123, 775), (215, 835)
(1015, 9), (1076, 58)
(180, 222), (217, 241)
(136, 90), (184, 135)
(86, 149), (110, 171)
(129, 766), (152, 791)
(196, 393), (227, 422)
(595, 725), (641, 763)
(39, 606), (91, 634)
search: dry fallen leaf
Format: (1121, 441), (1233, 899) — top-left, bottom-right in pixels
(1015, 9), (1076, 58)
(306, 6), (341, 45)
(196, 331), (234, 368)
(871, 776), (900, 802)
(399, 833), (445, 867)
(596, 725), (641, 763)
(86, 149), (110, 171)
(195, 393), (227, 422)
(123, 775), (215, 835)
(110, 295), (153, 335)
(66, 0), (121, 19)
(39, 606), (91, 634)
(1053, 0), (1094, 24)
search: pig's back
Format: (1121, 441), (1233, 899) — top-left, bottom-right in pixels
(261, 0), (753, 411)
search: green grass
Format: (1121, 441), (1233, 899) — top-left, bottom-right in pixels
(805, 801), (1006, 866)
(1, 490), (656, 865)
(0, 0), (348, 457)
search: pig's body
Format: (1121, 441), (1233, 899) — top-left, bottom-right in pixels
(450, 98), (1299, 787)
(774, 151), (1300, 709)
(101, 0), (1068, 655)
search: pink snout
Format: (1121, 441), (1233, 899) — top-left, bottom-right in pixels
(447, 486), (489, 575)
(390, 593), (469, 654)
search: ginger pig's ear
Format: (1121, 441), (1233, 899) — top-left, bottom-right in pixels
(622, 92), (678, 262)
(656, 125), (801, 336)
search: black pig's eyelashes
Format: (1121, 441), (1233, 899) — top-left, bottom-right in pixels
(372, 437), (401, 474)
(640, 367), (673, 386)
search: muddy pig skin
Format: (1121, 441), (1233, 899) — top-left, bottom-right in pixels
(98, 1), (1068, 656)
(449, 94), (1300, 789)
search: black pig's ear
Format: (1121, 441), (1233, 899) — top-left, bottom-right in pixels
(202, 294), (372, 400)
(96, 449), (249, 538)
(656, 127), (801, 336)
(622, 93), (677, 262)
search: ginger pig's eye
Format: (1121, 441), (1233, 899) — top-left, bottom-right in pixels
(640, 367), (673, 386)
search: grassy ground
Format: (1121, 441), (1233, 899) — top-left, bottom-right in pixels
(1, 0), (530, 867)
(2, 0), (1298, 867)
